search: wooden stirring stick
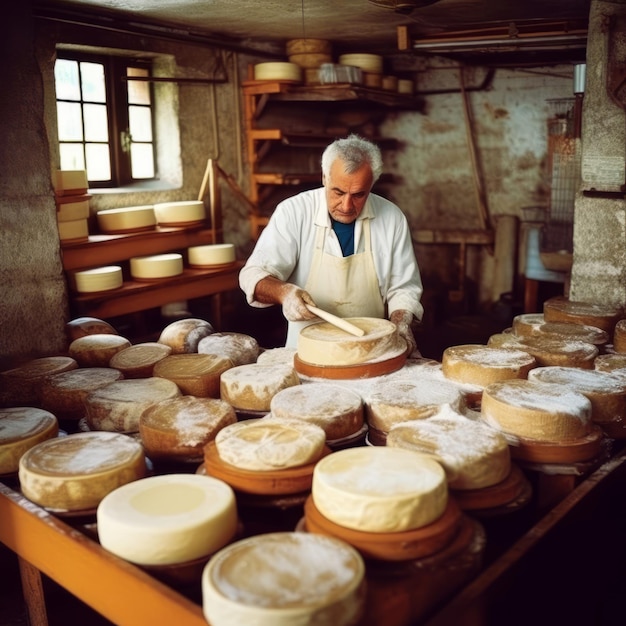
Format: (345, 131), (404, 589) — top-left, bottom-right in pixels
(305, 304), (365, 337)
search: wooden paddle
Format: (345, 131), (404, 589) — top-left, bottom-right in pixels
(305, 304), (365, 337)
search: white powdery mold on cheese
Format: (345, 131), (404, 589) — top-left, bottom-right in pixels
(256, 347), (297, 366)
(198, 332), (260, 366)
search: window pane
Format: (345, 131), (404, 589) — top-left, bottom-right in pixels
(129, 106), (153, 141)
(84, 103), (109, 142)
(80, 62), (106, 103)
(54, 59), (81, 101)
(85, 143), (111, 181)
(56, 102), (83, 141)
(127, 67), (151, 105)
(59, 144), (85, 171)
(130, 143), (155, 179)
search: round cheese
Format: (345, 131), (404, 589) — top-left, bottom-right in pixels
(68, 334), (131, 367)
(188, 243), (236, 267)
(18, 431), (147, 511)
(97, 474), (237, 566)
(253, 62), (302, 81)
(256, 347), (297, 366)
(365, 378), (464, 432)
(39, 367), (124, 421)
(96, 205), (156, 234)
(595, 353), (626, 374)
(543, 296), (623, 334)
(197, 332), (260, 366)
(65, 317), (118, 342)
(613, 319), (626, 353)
(153, 353), (233, 398)
(386, 406), (511, 490)
(130, 253), (183, 280)
(220, 363), (300, 411)
(153, 200), (205, 226)
(202, 532), (365, 626)
(108, 342), (172, 378)
(312, 447), (447, 533)
(338, 53), (383, 73)
(512, 314), (609, 348)
(0, 407), (59, 474)
(58, 219), (88, 241)
(73, 266), (123, 293)
(84, 377), (181, 433)
(297, 318), (401, 367)
(214, 417), (326, 471)
(442, 344), (536, 387)
(139, 396), (237, 462)
(481, 379), (593, 442)
(269, 383), (364, 440)
(158, 318), (215, 354)
(528, 366), (626, 425)
(0, 356), (78, 406)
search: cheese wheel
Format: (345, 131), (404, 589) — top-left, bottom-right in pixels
(0, 407), (59, 474)
(197, 332), (260, 366)
(528, 366), (626, 425)
(481, 379), (593, 442)
(253, 62), (302, 81)
(297, 318), (401, 366)
(84, 377), (181, 433)
(65, 317), (118, 342)
(54, 169), (88, 194)
(153, 353), (233, 397)
(270, 383), (364, 440)
(187, 243), (236, 267)
(220, 363), (300, 411)
(512, 314), (609, 348)
(338, 53), (383, 73)
(365, 378), (464, 432)
(97, 474), (237, 566)
(108, 342), (172, 378)
(72, 266), (123, 293)
(139, 396), (237, 461)
(0, 356), (78, 406)
(56, 198), (90, 222)
(58, 219), (88, 241)
(214, 417), (326, 471)
(386, 406), (511, 490)
(158, 318), (215, 354)
(442, 344), (536, 387)
(202, 532), (365, 626)
(613, 319), (626, 353)
(153, 200), (206, 225)
(543, 296), (623, 335)
(96, 205), (156, 234)
(68, 334), (131, 367)
(312, 446), (447, 533)
(595, 353), (626, 374)
(18, 431), (147, 511)
(39, 367), (124, 420)
(256, 347), (297, 366)
(130, 253), (183, 279)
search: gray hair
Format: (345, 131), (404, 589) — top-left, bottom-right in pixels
(321, 134), (383, 184)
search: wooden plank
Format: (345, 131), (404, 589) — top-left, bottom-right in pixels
(412, 229), (494, 245)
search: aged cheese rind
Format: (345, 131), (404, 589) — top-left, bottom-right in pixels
(97, 474), (237, 565)
(312, 446), (448, 532)
(68, 334), (131, 367)
(109, 342), (172, 378)
(153, 353), (233, 398)
(158, 318), (215, 354)
(197, 332), (260, 366)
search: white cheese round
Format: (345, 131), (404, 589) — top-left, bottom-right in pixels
(188, 243), (236, 267)
(153, 200), (205, 226)
(97, 473), (237, 566)
(130, 253), (183, 280)
(96, 206), (156, 234)
(73, 266), (123, 293)
(197, 332), (260, 366)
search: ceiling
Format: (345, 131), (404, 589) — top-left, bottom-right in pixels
(34, 0), (592, 66)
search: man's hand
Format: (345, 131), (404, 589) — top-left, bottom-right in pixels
(390, 309), (421, 357)
(281, 284), (317, 322)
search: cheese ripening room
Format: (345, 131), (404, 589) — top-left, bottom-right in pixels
(3, 1), (626, 625)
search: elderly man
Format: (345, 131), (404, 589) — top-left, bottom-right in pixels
(239, 134), (424, 354)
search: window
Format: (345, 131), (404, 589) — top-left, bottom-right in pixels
(54, 52), (156, 187)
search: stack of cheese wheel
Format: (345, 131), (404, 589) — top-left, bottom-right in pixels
(72, 266), (123, 294)
(153, 200), (206, 227)
(130, 253), (183, 280)
(543, 296), (623, 335)
(96, 206), (156, 234)
(286, 38), (332, 84)
(66, 317), (118, 342)
(109, 342), (172, 378)
(84, 377), (181, 433)
(98, 474), (238, 566)
(153, 353), (233, 398)
(187, 243), (236, 268)
(528, 366), (626, 438)
(253, 62), (302, 82)
(139, 396), (237, 463)
(0, 355), (78, 406)
(39, 367), (124, 421)
(158, 318), (214, 354)
(613, 319), (626, 353)
(481, 379), (595, 462)
(202, 532), (366, 626)
(198, 332), (260, 366)
(220, 363), (300, 413)
(57, 218), (89, 242)
(0, 407), (59, 475)
(338, 53), (383, 88)
(269, 382), (365, 444)
(19, 431), (147, 511)
(364, 378), (465, 444)
(68, 334), (131, 367)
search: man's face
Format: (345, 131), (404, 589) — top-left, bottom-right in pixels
(323, 159), (373, 224)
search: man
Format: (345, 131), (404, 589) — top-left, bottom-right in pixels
(239, 134), (424, 354)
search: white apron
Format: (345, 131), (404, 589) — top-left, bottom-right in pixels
(285, 219), (385, 347)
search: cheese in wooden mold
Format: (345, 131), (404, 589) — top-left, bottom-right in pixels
(97, 474), (237, 566)
(312, 446), (448, 533)
(18, 431), (147, 511)
(202, 532), (365, 626)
